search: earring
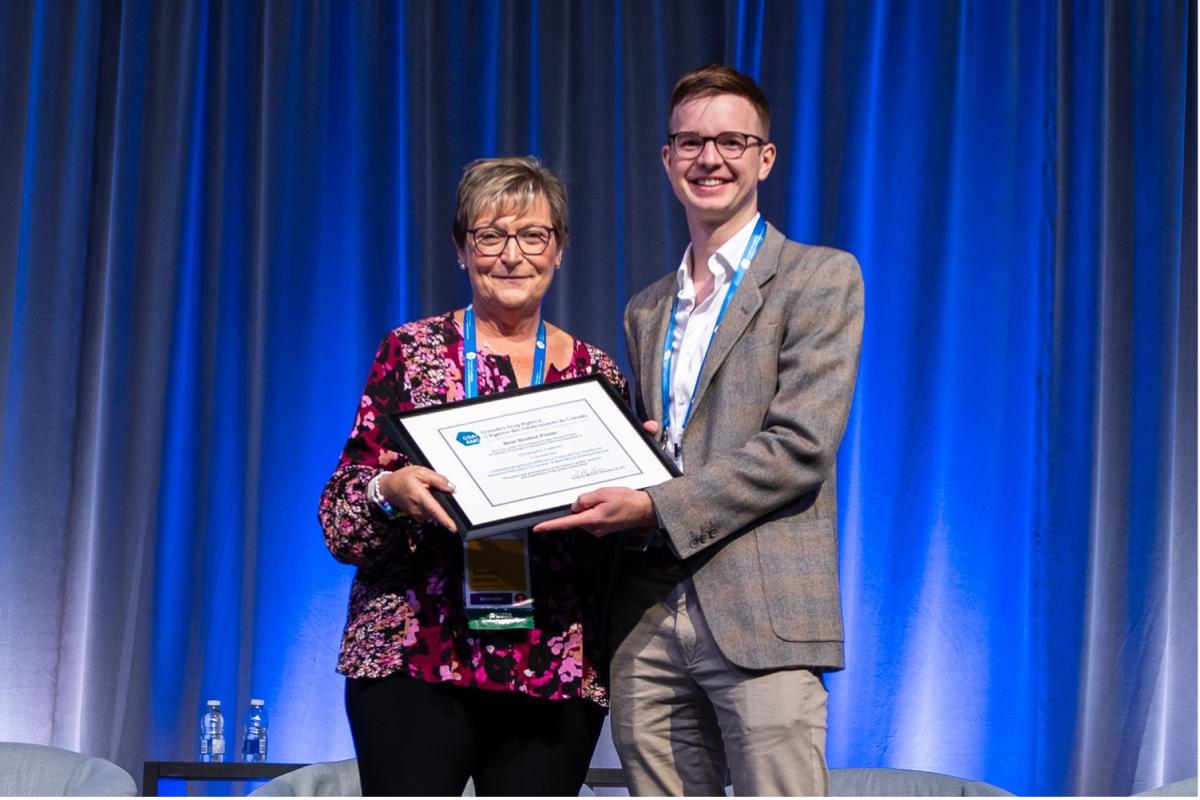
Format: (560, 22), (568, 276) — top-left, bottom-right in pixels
(458, 261), (466, 271)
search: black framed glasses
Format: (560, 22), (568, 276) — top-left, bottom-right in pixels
(468, 225), (557, 256)
(667, 131), (767, 159)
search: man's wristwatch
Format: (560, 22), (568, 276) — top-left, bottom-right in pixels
(367, 472), (402, 519)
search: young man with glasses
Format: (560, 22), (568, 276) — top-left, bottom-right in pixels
(537, 65), (864, 795)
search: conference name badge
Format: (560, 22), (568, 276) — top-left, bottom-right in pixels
(463, 531), (534, 631)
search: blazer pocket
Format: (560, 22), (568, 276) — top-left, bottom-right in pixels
(755, 519), (844, 642)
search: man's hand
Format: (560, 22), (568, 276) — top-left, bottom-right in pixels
(533, 487), (657, 536)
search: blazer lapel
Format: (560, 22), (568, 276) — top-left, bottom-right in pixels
(641, 282), (676, 426)
(686, 223), (784, 419)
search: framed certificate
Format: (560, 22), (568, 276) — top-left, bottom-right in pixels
(381, 375), (680, 539)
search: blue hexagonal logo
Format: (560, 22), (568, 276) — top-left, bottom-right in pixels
(456, 431), (481, 446)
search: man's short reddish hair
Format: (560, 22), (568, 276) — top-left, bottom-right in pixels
(667, 64), (771, 137)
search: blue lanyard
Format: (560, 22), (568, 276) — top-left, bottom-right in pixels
(463, 305), (547, 399)
(660, 217), (767, 432)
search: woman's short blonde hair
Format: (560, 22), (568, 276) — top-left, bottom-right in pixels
(452, 156), (569, 253)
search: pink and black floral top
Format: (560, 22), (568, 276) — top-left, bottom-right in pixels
(319, 311), (627, 707)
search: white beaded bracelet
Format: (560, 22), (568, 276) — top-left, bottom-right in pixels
(367, 473), (402, 519)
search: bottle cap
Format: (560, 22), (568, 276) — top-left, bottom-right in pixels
(206, 699), (220, 707)
(250, 699), (264, 706)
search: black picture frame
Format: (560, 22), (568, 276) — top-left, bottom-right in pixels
(380, 375), (680, 539)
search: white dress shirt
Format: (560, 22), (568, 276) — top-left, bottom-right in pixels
(664, 213), (761, 467)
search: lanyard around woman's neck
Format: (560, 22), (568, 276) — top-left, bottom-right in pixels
(660, 216), (767, 434)
(462, 305), (547, 399)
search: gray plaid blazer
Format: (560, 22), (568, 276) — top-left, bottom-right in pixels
(624, 222), (864, 671)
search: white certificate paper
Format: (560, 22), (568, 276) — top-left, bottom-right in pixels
(386, 376), (679, 539)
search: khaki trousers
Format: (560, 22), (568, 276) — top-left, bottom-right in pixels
(610, 569), (829, 796)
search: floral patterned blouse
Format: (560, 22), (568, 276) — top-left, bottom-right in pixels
(319, 311), (627, 707)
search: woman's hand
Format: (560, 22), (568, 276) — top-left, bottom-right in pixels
(378, 467), (458, 533)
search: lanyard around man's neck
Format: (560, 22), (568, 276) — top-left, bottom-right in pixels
(660, 216), (767, 436)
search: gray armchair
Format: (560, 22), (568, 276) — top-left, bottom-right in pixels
(248, 760), (615, 796)
(249, 761), (1018, 797)
(828, 767), (1013, 796)
(1134, 776), (1199, 797)
(249, 759), (362, 796)
(0, 742), (136, 796)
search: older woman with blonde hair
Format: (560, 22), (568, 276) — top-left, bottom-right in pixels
(319, 156), (625, 796)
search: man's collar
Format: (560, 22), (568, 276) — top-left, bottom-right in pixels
(675, 213), (762, 291)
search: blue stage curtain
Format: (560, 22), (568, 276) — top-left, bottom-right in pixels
(0, 1), (1193, 795)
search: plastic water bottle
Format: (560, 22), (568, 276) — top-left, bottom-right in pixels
(199, 700), (225, 762)
(241, 699), (268, 762)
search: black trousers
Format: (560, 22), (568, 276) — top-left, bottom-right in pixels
(345, 673), (607, 796)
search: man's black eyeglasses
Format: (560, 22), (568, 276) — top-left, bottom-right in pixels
(667, 131), (767, 159)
